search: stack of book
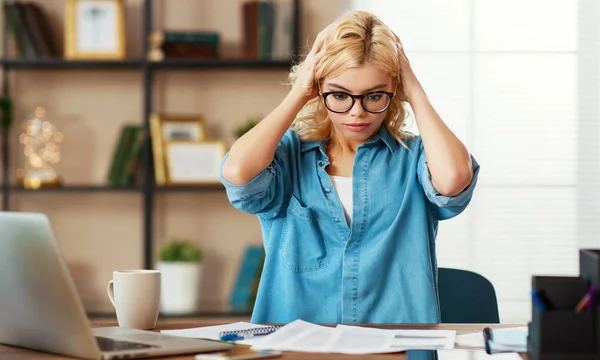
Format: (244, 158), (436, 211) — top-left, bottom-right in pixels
(147, 30), (220, 61)
(106, 125), (144, 187)
(241, 0), (293, 60)
(3, 2), (58, 59)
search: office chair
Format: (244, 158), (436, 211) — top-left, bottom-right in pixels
(438, 267), (500, 323)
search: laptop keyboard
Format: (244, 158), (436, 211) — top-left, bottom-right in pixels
(96, 336), (159, 352)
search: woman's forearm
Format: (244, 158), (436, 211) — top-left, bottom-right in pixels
(410, 89), (473, 196)
(221, 89), (308, 185)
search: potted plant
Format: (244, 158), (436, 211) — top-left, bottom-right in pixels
(233, 116), (261, 138)
(156, 238), (203, 314)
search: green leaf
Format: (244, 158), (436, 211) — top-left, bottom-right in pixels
(234, 117), (261, 138)
(158, 238), (202, 262)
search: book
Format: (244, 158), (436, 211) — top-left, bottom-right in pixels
(229, 245), (265, 312)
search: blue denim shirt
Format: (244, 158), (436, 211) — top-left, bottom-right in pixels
(219, 126), (480, 324)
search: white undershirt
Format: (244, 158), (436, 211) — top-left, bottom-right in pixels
(330, 176), (353, 226)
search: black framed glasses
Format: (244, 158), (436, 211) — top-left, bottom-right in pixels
(320, 91), (395, 114)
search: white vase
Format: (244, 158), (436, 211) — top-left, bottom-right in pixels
(156, 261), (202, 314)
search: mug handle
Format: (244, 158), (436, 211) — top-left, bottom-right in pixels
(107, 280), (116, 308)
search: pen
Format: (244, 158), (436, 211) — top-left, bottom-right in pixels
(482, 327), (493, 355)
(575, 293), (590, 312)
(220, 334), (244, 342)
(586, 285), (596, 311)
(220, 330), (277, 342)
(577, 285), (598, 312)
(530, 290), (547, 311)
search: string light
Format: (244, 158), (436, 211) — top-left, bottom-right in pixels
(18, 106), (63, 188)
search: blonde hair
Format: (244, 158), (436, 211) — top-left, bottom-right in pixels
(289, 10), (414, 148)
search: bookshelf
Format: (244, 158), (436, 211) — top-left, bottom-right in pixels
(0, 0), (301, 289)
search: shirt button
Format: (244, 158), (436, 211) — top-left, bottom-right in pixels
(334, 218), (340, 222)
(325, 188), (331, 193)
(319, 161), (324, 167)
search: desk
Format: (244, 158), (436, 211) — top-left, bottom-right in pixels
(0, 320), (529, 359)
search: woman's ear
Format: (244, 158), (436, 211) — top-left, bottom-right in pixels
(392, 78), (407, 102)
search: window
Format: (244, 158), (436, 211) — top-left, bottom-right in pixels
(344, 0), (600, 323)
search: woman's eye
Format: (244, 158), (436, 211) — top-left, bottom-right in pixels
(333, 93), (349, 100)
(366, 94), (383, 101)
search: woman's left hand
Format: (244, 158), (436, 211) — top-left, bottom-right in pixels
(395, 37), (423, 103)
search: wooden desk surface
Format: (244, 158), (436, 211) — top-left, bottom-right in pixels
(0, 320), (529, 359)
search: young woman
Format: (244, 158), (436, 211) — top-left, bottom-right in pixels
(220, 10), (479, 324)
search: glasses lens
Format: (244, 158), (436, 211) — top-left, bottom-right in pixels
(324, 93), (353, 112)
(363, 92), (391, 113)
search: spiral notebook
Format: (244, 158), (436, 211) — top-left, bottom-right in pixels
(160, 322), (281, 345)
(220, 325), (283, 338)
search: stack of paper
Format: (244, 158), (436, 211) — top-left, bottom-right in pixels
(161, 320), (456, 354)
(251, 320), (456, 354)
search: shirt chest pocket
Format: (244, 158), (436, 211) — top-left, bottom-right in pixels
(279, 195), (329, 273)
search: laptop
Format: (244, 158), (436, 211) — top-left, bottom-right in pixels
(0, 211), (233, 360)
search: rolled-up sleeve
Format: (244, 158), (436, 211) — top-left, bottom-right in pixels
(417, 144), (480, 221)
(218, 138), (291, 219)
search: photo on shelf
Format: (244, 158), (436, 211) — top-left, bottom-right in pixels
(150, 113), (210, 185)
(164, 140), (227, 185)
(64, 0), (126, 60)
(160, 117), (206, 142)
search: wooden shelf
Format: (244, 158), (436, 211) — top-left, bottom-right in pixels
(0, 58), (294, 70)
(156, 184), (226, 192)
(0, 59), (144, 69)
(7, 185), (142, 192)
(0, 0), (302, 271)
(5, 184), (227, 192)
(149, 58), (294, 70)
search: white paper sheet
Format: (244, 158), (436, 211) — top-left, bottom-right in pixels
(455, 326), (528, 351)
(454, 331), (485, 348)
(251, 320), (456, 354)
(437, 349), (523, 359)
(390, 328), (457, 349)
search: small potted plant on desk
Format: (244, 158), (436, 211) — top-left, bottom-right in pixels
(156, 238), (203, 315)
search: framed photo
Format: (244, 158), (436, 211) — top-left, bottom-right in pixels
(159, 116), (206, 142)
(150, 113), (208, 185)
(64, 0), (126, 60)
(165, 141), (227, 185)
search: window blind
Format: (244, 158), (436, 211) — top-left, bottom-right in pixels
(343, 0), (600, 323)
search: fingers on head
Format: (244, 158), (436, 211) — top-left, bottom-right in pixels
(313, 23), (335, 51)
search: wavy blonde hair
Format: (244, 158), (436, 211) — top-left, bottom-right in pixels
(289, 10), (414, 148)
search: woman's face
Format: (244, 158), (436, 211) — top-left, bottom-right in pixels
(321, 63), (394, 146)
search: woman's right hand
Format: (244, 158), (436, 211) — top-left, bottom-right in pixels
(291, 23), (335, 102)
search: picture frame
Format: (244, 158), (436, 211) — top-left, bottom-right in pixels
(164, 141), (227, 185)
(150, 113), (208, 185)
(157, 115), (207, 142)
(64, 0), (126, 60)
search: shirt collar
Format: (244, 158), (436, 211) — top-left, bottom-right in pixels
(301, 140), (321, 152)
(299, 125), (398, 153)
(368, 125), (398, 153)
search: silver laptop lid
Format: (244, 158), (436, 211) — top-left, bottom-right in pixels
(0, 212), (102, 360)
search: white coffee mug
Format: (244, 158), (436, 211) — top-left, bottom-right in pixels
(107, 269), (161, 330)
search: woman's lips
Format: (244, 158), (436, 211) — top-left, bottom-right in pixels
(344, 123), (370, 132)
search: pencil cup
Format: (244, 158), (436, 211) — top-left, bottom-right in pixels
(528, 307), (595, 354)
(107, 269), (161, 330)
(527, 275), (599, 360)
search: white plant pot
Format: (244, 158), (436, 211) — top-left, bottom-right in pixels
(156, 261), (202, 314)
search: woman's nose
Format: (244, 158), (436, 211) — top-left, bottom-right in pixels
(349, 98), (366, 117)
